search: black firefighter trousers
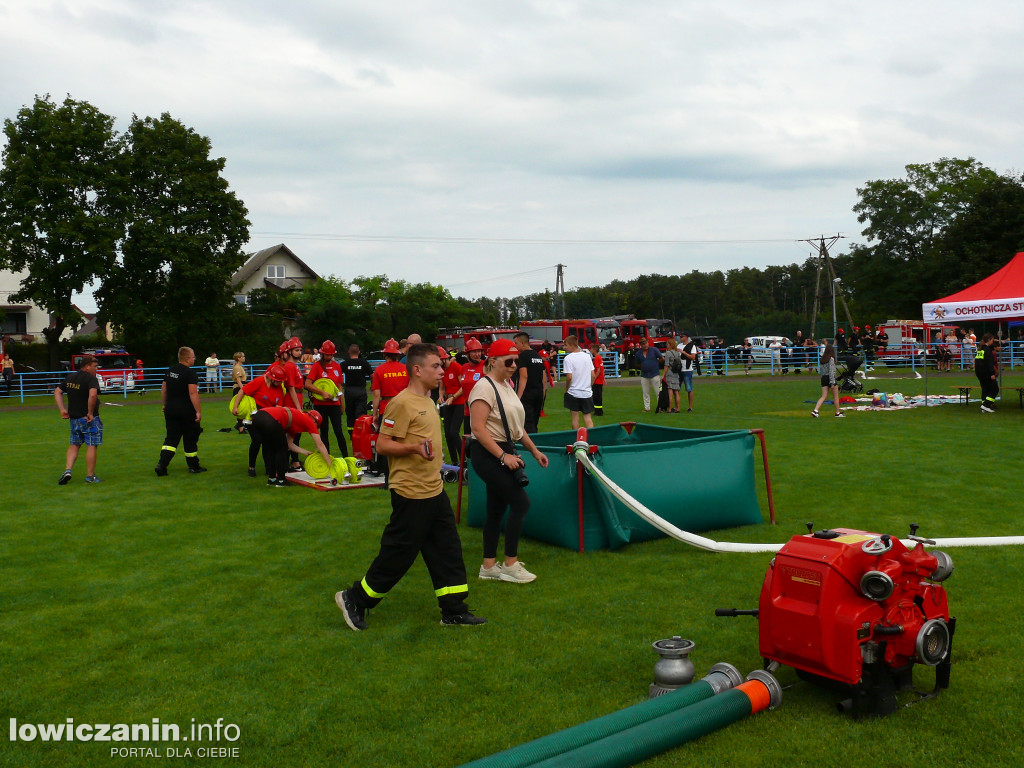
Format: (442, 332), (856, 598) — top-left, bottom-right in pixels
(347, 490), (470, 618)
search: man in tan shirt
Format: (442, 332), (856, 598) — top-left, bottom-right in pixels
(336, 343), (486, 630)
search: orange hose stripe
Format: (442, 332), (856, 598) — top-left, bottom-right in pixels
(736, 680), (771, 713)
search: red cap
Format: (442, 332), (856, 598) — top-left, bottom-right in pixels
(838, 328), (844, 334)
(866, 324), (872, 329)
(487, 339), (518, 358)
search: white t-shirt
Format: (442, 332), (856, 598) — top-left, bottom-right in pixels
(563, 351), (594, 398)
(678, 342), (697, 372)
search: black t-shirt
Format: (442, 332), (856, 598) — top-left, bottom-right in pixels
(59, 370), (100, 419)
(342, 358), (373, 388)
(164, 363), (199, 417)
(975, 346), (996, 378)
(516, 348), (547, 395)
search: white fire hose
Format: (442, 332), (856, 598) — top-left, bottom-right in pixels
(572, 444), (1024, 552)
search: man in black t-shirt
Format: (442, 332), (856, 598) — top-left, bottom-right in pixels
(54, 355), (103, 484)
(155, 346), (205, 476)
(513, 332), (546, 433)
(342, 343), (374, 432)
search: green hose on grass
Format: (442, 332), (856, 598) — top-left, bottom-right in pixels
(459, 664), (742, 768)
(526, 679), (775, 768)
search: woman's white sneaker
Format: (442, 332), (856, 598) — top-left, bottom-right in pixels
(499, 562), (537, 583)
(478, 563), (503, 580)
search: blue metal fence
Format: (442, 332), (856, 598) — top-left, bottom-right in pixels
(7, 342), (1021, 403)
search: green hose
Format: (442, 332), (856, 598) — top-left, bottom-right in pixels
(459, 681), (719, 768)
(527, 688), (753, 768)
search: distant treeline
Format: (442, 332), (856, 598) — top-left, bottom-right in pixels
(457, 158), (1024, 344)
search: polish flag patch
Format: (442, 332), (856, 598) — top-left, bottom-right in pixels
(382, 417), (395, 428)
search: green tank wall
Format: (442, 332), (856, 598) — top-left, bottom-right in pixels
(465, 423), (763, 551)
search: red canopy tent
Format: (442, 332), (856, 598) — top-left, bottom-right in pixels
(923, 252), (1024, 324)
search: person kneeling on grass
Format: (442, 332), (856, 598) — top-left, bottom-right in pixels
(336, 344), (485, 631)
(247, 406), (331, 486)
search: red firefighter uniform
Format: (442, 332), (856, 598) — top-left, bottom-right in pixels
(308, 358), (344, 405)
(371, 360), (409, 416)
(243, 372), (287, 409)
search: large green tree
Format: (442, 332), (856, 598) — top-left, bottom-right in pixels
(846, 157), (1024, 317)
(96, 113), (250, 361)
(0, 95), (121, 367)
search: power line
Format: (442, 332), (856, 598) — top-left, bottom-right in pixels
(250, 231), (802, 246)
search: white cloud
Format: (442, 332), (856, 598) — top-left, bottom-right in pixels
(2, 0), (1024, 308)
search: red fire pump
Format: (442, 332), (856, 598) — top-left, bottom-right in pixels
(718, 524), (955, 716)
(351, 415), (378, 462)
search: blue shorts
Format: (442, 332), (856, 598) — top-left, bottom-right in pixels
(681, 372), (694, 392)
(70, 416), (103, 447)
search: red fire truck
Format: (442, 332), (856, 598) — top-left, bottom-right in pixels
(619, 318), (677, 350)
(518, 319), (598, 348)
(71, 348), (139, 391)
(435, 327), (519, 352)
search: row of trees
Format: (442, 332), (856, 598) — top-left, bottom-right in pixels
(4, 93), (1022, 360)
(465, 158), (1024, 342)
(0, 95), (250, 367)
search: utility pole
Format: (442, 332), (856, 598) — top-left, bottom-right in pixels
(802, 235), (852, 340)
(555, 263), (566, 317)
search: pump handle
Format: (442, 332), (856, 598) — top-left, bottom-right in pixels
(715, 608), (760, 617)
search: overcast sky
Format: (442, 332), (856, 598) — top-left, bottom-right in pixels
(2, 1), (1023, 311)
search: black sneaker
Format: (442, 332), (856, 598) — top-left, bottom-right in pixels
(440, 611), (487, 627)
(154, 466), (168, 477)
(247, 468), (257, 478)
(188, 465), (208, 474)
(335, 590), (367, 631)
(274, 478), (288, 487)
(267, 478), (278, 486)
(58, 469), (72, 485)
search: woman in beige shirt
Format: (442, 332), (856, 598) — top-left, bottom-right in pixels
(468, 339), (549, 584)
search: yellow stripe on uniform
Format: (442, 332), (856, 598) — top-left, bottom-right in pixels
(435, 584), (468, 597)
(161, 445), (177, 452)
(184, 452), (198, 457)
(361, 578), (387, 599)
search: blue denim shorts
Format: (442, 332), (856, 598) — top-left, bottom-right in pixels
(70, 416), (103, 447)
(681, 372), (694, 392)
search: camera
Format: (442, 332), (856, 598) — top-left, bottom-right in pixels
(511, 464), (529, 487)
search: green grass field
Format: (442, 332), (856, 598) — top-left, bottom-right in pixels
(3, 371), (1024, 767)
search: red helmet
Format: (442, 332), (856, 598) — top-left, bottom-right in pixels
(866, 324), (872, 329)
(465, 337), (483, 352)
(383, 338), (401, 354)
(320, 340), (336, 355)
(308, 410), (323, 428)
(278, 337), (302, 357)
(266, 364), (287, 383)
(837, 328), (844, 334)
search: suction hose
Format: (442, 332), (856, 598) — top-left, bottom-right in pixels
(526, 670), (782, 768)
(458, 664), (743, 768)
(572, 444), (1024, 551)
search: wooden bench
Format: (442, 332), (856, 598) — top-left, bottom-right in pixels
(952, 385), (1024, 408)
